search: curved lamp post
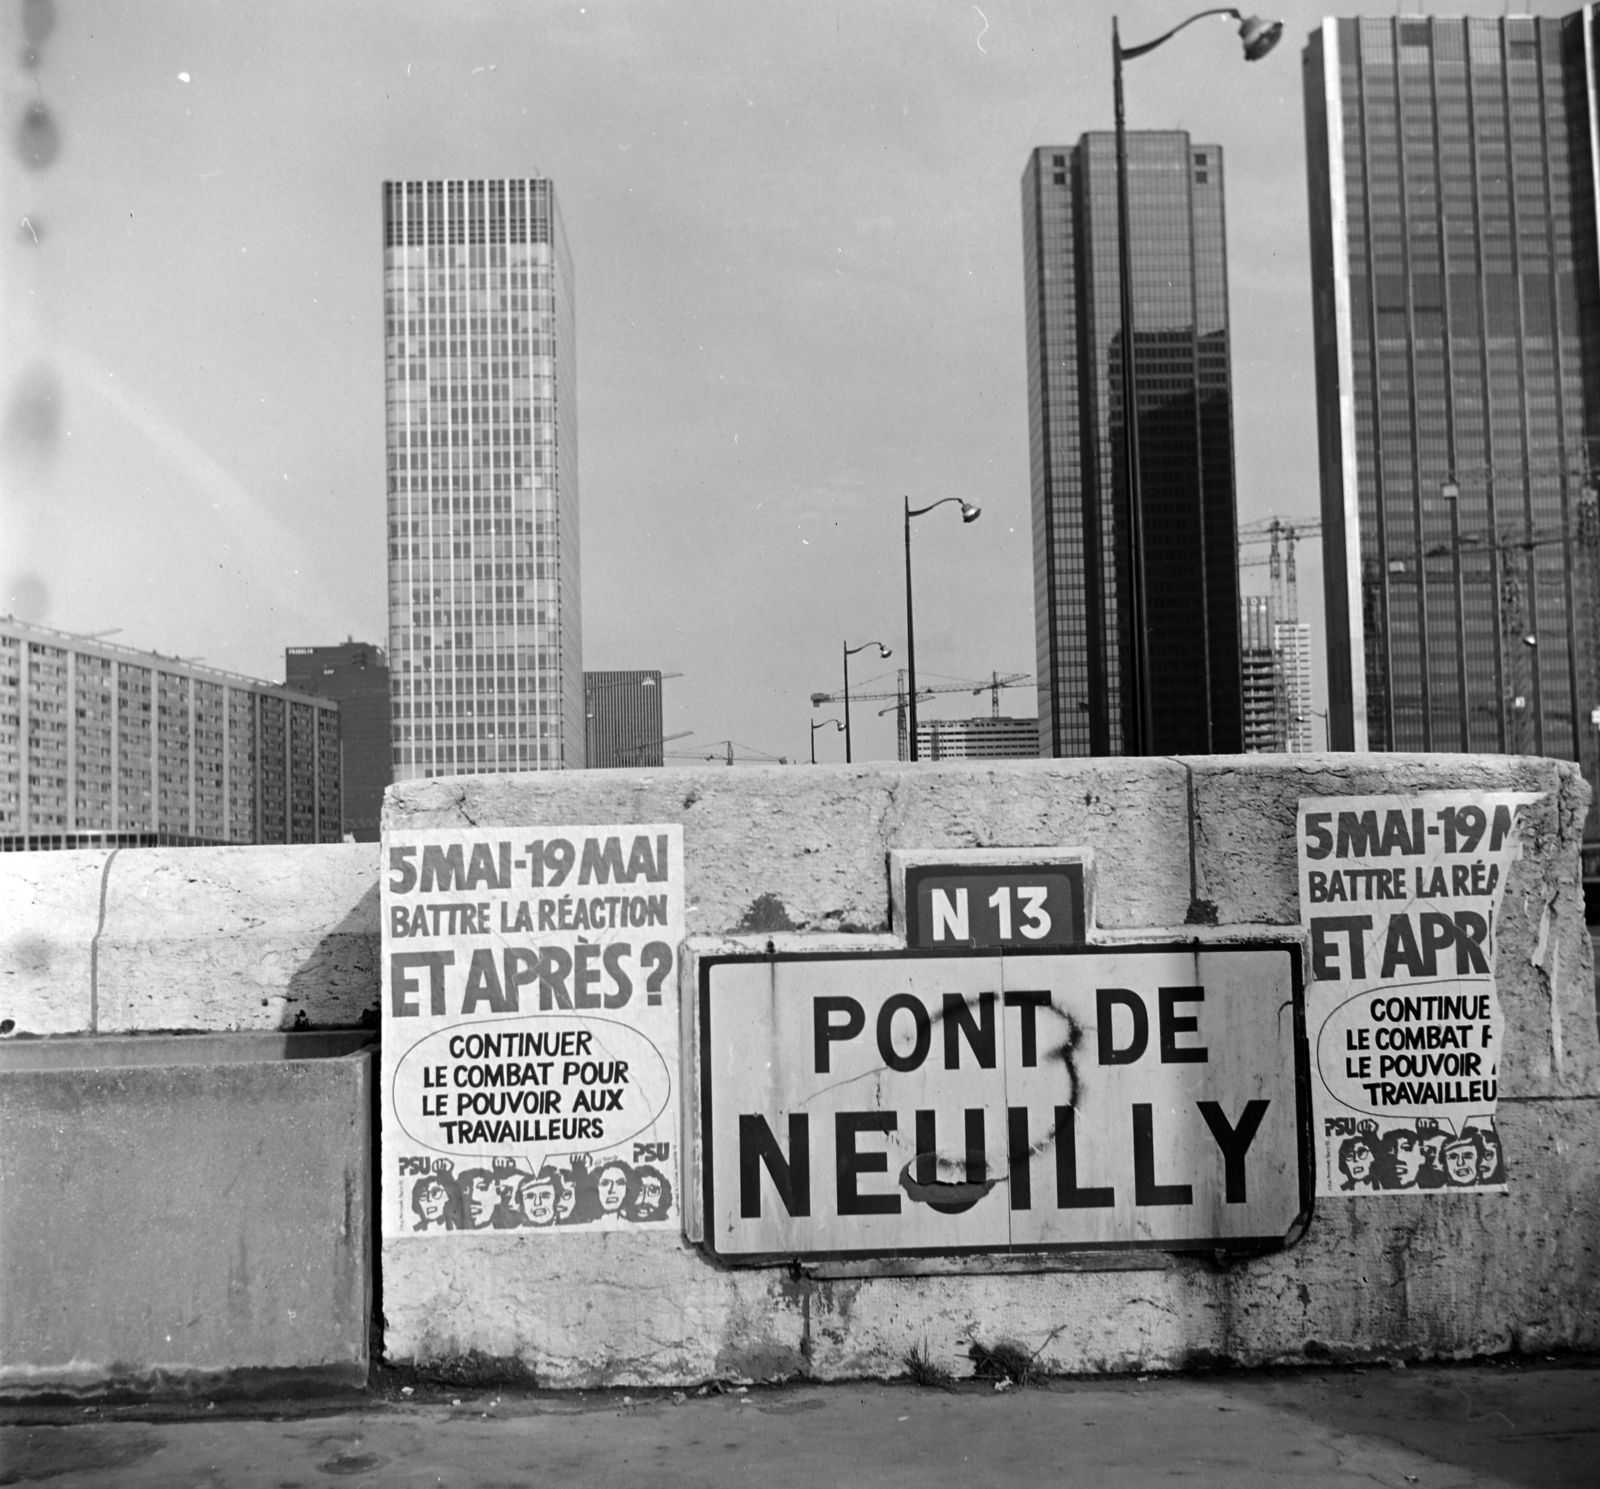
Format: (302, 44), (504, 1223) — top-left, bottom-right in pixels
(842, 639), (892, 763)
(1113, 8), (1281, 754)
(810, 716), (844, 765)
(904, 496), (981, 761)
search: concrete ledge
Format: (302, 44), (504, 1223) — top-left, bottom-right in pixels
(0, 1032), (373, 1396)
(0, 845), (380, 1037)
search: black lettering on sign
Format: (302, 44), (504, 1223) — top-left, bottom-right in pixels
(1096, 988), (1148, 1065)
(835, 1111), (899, 1215)
(1054, 1105), (1115, 1209)
(877, 993), (931, 1073)
(1157, 987), (1208, 1063)
(1132, 1104), (1192, 1206)
(1007, 1107), (1033, 1211)
(390, 951), (454, 1017)
(388, 845), (418, 893)
(539, 946), (572, 1010)
(814, 996), (865, 1073)
(460, 948), (509, 1013)
(739, 1114), (811, 1219)
(1003, 990), (1050, 1066)
(1197, 1099), (1270, 1203)
(942, 992), (996, 1069)
(1303, 812), (1334, 860)
(1310, 915), (1372, 980)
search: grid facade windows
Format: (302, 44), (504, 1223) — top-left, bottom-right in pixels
(383, 178), (583, 780)
(1305, 13), (1600, 841)
(0, 618), (340, 849)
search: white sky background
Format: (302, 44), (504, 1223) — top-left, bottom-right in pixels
(1, 2), (1561, 764)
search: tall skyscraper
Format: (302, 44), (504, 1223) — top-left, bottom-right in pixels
(383, 178), (583, 781)
(1023, 134), (1244, 759)
(1304, 13), (1600, 829)
(1, 618), (340, 850)
(286, 641), (392, 840)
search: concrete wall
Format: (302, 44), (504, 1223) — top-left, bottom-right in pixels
(0, 843), (379, 1036)
(2, 753), (1596, 1388)
(378, 755), (1600, 1384)
(0, 1032), (372, 1396)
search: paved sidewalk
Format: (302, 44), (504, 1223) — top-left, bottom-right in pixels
(1, 1361), (1594, 1488)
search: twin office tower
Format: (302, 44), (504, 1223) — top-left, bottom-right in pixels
(1029, 10), (1600, 821)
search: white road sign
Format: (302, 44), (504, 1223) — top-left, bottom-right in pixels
(699, 945), (1309, 1259)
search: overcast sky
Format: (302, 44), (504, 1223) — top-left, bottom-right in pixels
(0, 2), (1566, 764)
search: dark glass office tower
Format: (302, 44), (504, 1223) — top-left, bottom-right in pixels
(286, 642), (393, 840)
(1304, 13), (1600, 815)
(1024, 135), (1243, 758)
(583, 670), (664, 768)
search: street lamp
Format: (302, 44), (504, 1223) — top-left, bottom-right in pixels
(810, 717), (844, 765)
(1112, 8), (1281, 754)
(903, 495), (981, 762)
(842, 639), (891, 764)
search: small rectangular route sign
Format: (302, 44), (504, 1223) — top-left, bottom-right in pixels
(903, 862), (1085, 949)
(699, 944), (1309, 1260)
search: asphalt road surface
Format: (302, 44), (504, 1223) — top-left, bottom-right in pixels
(1, 1360), (1594, 1488)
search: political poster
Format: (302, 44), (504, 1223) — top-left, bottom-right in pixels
(1297, 791), (1538, 1199)
(382, 824), (684, 1237)
(699, 944), (1310, 1259)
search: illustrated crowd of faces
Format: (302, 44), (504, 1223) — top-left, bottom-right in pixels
(409, 1154), (673, 1231)
(1334, 1118), (1504, 1192)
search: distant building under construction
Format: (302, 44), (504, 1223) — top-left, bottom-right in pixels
(915, 716), (1040, 761)
(1239, 596), (1316, 755)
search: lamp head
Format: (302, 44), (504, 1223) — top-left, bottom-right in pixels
(959, 502), (982, 523)
(877, 644), (893, 659)
(1238, 15), (1283, 61)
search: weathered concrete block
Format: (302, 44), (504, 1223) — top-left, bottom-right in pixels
(0, 849), (113, 1036)
(0, 845), (380, 1037)
(379, 754), (1600, 1385)
(0, 1032), (372, 1396)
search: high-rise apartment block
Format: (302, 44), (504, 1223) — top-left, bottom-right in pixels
(286, 641), (392, 840)
(383, 177), (583, 780)
(1304, 13), (1600, 824)
(1, 618), (340, 850)
(584, 670), (665, 768)
(1024, 134), (1243, 759)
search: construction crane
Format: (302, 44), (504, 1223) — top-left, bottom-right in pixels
(870, 670), (1031, 721)
(1239, 516), (1322, 623)
(809, 670), (1031, 713)
(664, 739), (789, 766)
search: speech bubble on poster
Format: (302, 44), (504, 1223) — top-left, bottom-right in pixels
(392, 1014), (672, 1160)
(1314, 980), (1501, 1124)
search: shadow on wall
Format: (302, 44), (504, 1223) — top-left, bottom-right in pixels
(285, 877), (381, 1030)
